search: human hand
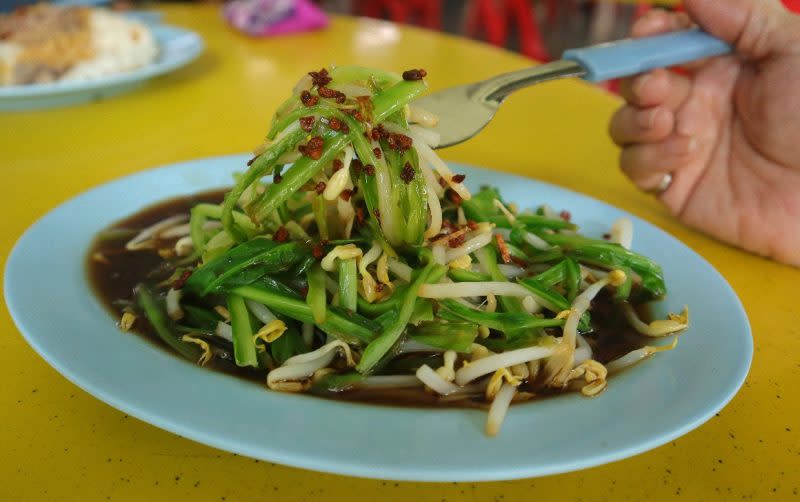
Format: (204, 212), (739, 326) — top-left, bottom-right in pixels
(609, 0), (800, 266)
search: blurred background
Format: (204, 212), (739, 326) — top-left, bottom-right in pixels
(2, 0), (799, 97)
(4, 0), (800, 63)
(328, 0), (671, 62)
(0, 0), (681, 59)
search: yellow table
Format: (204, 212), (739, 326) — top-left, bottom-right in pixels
(1, 4), (797, 500)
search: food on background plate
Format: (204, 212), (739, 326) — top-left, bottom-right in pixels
(89, 66), (689, 436)
(0, 4), (157, 86)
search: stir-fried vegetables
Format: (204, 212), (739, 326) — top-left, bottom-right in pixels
(102, 66), (689, 437)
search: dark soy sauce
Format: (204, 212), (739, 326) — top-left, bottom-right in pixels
(88, 191), (655, 408)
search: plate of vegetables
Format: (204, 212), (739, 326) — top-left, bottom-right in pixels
(4, 67), (752, 481)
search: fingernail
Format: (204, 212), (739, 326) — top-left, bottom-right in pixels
(633, 9), (666, 36)
(637, 108), (661, 129)
(671, 12), (689, 30)
(633, 74), (651, 97)
(632, 18), (648, 35)
(635, 11), (657, 28)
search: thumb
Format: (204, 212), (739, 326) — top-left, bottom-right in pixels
(685, 0), (800, 58)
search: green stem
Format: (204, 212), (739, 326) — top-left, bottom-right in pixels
(189, 206), (208, 254)
(135, 285), (202, 362)
(517, 278), (570, 313)
(306, 263), (327, 324)
(533, 260), (566, 287)
(312, 195), (329, 241)
(564, 257), (581, 302)
(371, 80), (427, 123)
(222, 127), (306, 242)
(536, 232), (666, 297)
(228, 294), (259, 368)
(233, 285), (377, 344)
(489, 214), (576, 231)
(330, 66), (401, 88)
(474, 246), (525, 314)
(250, 131), (349, 224)
(356, 262), (444, 373)
(338, 258), (358, 312)
(448, 268), (492, 282)
(185, 240), (307, 296)
(408, 321), (478, 352)
(439, 300), (565, 334)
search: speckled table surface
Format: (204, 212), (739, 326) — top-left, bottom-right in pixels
(2, 4), (798, 500)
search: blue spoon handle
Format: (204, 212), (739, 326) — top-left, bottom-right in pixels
(562, 28), (731, 82)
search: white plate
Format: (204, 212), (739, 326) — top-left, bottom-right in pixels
(4, 155), (752, 481)
(0, 21), (203, 111)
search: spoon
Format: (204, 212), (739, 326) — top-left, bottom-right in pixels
(415, 29), (731, 149)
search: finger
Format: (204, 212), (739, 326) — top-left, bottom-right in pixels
(685, 0), (800, 59)
(618, 68), (693, 109)
(630, 10), (711, 72)
(629, 10), (717, 73)
(631, 9), (692, 38)
(609, 105), (674, 146)
(619, 135), (698, 192)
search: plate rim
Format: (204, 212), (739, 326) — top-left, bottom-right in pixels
(0, 23), (204, 100)
(4, 154), (753, 481)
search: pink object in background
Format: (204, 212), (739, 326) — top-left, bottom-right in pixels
(224, 0), (329, 37)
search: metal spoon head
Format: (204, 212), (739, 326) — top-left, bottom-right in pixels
(413, 60), (586, 149)
(412, 83), (501, 150)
